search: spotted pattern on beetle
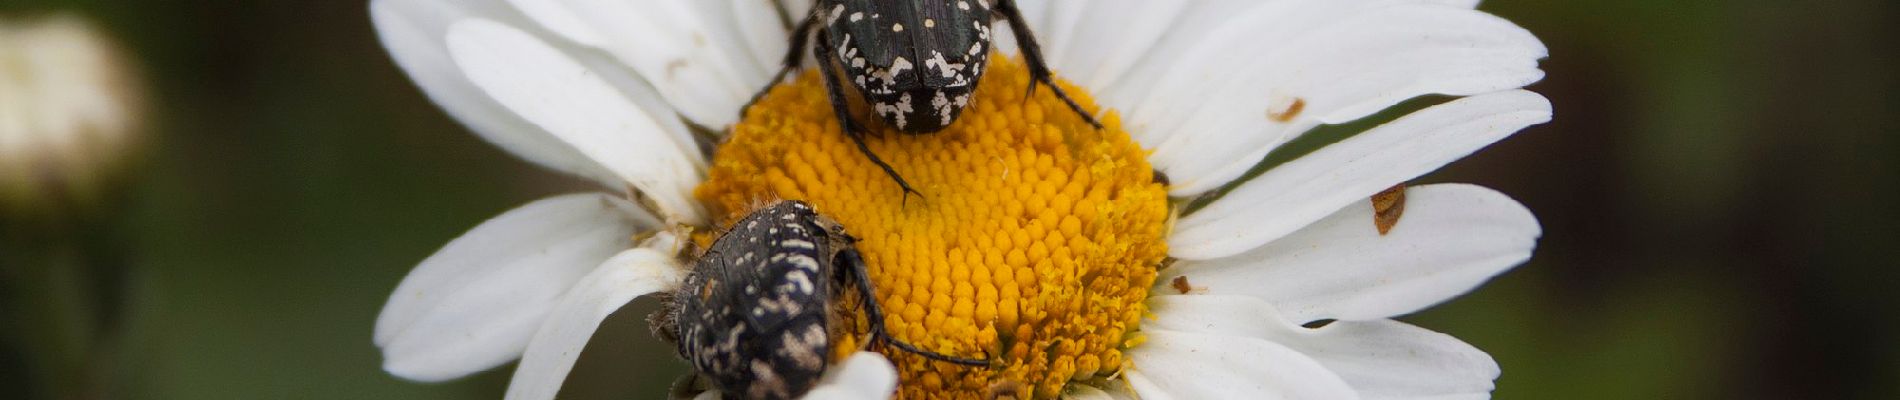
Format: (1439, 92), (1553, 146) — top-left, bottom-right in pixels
(739, 0), (1106, 198)
(664, 201), (842, 400)
(817, 0), (993, 132)
(656, 200), (983, 400)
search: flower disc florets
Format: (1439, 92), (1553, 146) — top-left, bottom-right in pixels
(696, 55), (1169, 399)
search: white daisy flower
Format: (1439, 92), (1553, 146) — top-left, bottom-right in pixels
(370, 0), (1549, 399)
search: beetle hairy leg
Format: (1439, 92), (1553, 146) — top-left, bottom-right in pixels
(815, 29), (923, 203)
(743, 9), (819, 119)
(837, 249), (988, 367)
(995, 0), (1103, 130)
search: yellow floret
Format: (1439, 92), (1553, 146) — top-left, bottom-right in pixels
(696, 55), (1169, 399)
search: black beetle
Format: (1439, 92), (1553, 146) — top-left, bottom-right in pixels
(748, 0), (1102, 199)
(651, 201), (983, 400)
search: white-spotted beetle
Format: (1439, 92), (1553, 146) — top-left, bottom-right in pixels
(651, 201), (984, 400)
(749, 0), (1102, 199)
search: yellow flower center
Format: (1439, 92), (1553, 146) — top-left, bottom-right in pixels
(695, 56), (1169, 399)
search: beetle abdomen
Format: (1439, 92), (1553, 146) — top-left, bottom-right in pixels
(674, 201), (838, 400)
(825, 0), (994, 132)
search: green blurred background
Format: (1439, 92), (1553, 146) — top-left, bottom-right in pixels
(1, 0), (1895, 399)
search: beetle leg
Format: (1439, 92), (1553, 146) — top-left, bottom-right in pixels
(815, 29), (924, 203)
(836, 248), (988, 366)
(994, 0), (1103, 129)
(742, 9), (820, 119)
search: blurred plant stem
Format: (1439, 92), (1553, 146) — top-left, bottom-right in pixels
(3, 208), (131, 400)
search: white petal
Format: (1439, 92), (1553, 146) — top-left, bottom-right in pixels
(532, 0), (775, 128)
(1064, 382), (1141, 400)
(1051, 0), (1263, 110)
(504, 248), (686, 400)
(1291, 321), (1497, 400)
(1121, 370), (1178, 400)
(1128, 329), (1359, 399)
(375, 193), (656, 382)
(1428, 0), (1483, 8)
(1148, 295), (1499, 399)
(504, 0), (609, 47)
(1296, 7), (1547, 125)
(1167, 183), (1539, 321)
(732, 0), (812, 78)
(1406, 396), (1489, 400)
(677, 0), (780, 79)
(1033, 0), (1194, 92)
(1171, 90), (1549, 260)
(1012, 0), (1053, 31)
(370, 0), (623, 187)
(1033, 0), (1487, 93)
(988, 0), (1046, 57)
(801, 352), (899, 400)
(1115, 1), (1546, 195)
(1064, 385), (1114, 400)
(447, 19), (708, 225)
(1032, 1), (1085, 69)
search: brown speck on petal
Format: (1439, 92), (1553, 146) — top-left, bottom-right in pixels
(666, 59), (689, 79)
(1268, 97), (1306, 123)
(1170, 275), (1194, 294)
(1372, 184), (1407, 235)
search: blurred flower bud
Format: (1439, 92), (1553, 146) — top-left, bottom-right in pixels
(0, 14), (145, 215)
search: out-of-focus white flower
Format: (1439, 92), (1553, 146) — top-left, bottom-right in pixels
(0, 13), (144, 213)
